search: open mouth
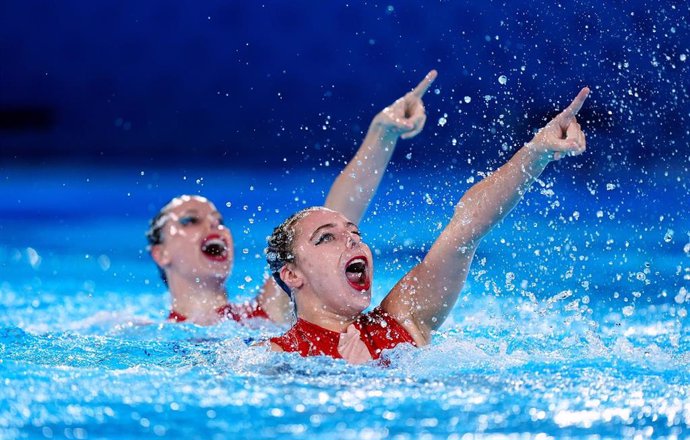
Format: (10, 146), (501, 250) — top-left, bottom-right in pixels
(200, 234), (229, 262)
(344, 256), (371, 292)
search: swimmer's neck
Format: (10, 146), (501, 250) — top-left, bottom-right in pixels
(167, 275), (228, 322)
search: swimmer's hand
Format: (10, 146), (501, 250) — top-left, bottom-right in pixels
(526, 87), (590, 161)
(372, 70), (438, 140)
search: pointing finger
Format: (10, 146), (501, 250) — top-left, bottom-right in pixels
(411, 70), (438, 99)
(561, 87), (590, 120)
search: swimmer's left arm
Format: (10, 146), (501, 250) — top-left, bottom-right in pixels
(382, 87), (590, 345)
(324, 70), (437, 223)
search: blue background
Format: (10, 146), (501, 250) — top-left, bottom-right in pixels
(1, 4), (689, 438)
(1, 0), (688, 171)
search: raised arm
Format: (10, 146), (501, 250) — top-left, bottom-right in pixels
(324, 70), (437, 223)
(258, 71), (438, 324)
(382, 87), (590, 345)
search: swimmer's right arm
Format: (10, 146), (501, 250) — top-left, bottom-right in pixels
(381, 87), (591, 346)
(258, 72), (438, 325)
(256, 277), (294, 325)
(324, 70), (438, 224)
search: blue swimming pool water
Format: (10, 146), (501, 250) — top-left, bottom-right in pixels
(1, 165), (689, 439)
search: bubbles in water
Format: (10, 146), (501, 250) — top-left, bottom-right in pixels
(498, 75), (507, 85)
(622, 305), (635, 317)
(438, 114), (448, 127)
(463, 96), (471, 104)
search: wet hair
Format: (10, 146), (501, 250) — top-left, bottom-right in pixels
(146, 210), (167, 248)
(266, 206), (330, 296)
(145, 200), (174, 285)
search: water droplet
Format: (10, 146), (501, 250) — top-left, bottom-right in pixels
(98, 255), (111, 271)
(463, 96), (472, 104)
(664, 229), (674, 243)
(27, 247), (41, 269)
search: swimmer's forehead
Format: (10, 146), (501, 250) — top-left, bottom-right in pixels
(294, 208), (358, 237)
(163, 195), (218, 214)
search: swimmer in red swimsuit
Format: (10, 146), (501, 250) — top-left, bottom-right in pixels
(146, 71), (438, 326)
(266, 86), (590, 363)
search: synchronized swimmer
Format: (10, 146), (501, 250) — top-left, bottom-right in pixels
(265, 84), (590, 363)
(144, 71), (438, 326)
(143, 69), (590, 366)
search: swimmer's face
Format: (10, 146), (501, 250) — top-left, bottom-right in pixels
(283, 209), (373, 318)
(151, 195), (234, 282)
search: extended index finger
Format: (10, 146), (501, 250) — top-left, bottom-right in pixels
(411, 70), (438, 98)
(562, 87), (591, 119)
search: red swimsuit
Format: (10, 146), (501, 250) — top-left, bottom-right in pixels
(168, 301), (269, 323)
(270, 307), (416, 360)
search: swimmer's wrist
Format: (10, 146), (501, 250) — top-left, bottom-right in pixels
(368, 121), (402, 143)
(523, 142), (553, 165)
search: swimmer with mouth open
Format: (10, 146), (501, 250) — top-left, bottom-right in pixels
(265, 85), (590, 363)
(145, 71), (438, 326)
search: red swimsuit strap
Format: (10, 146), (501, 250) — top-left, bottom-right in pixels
(168, 300), (269, 323)
(217, 301), (269, 321)
(167, 309), (188, 322)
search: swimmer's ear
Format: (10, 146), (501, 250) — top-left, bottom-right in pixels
(150, 244), (171, 267)
(279, 263), (304, 290)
